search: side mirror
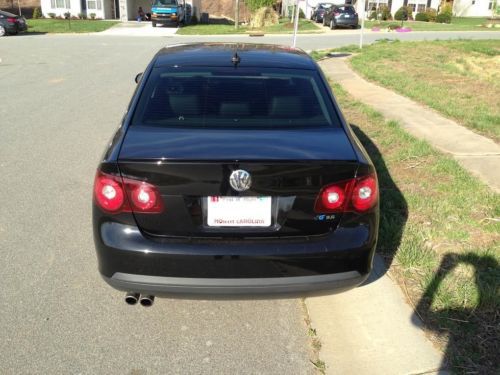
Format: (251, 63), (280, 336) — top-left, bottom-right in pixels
(135, 72), (143, 84)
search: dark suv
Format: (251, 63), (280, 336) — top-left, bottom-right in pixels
(323, 5), (359, 29)
(310, 3), (334, 23)
(92, 43), (379, 306)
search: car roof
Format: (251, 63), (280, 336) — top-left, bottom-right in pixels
(0, 10), (19, 17)
(153, 43), (316, 70)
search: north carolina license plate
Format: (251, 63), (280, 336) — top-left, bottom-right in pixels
(207, 196), (272, 227)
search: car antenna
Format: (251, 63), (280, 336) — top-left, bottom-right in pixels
(231, 50), (241, 67)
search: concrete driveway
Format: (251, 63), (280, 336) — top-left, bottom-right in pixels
(100, 21), (179, 36)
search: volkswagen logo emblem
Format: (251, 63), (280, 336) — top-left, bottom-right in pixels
(229, 170), (252, 192)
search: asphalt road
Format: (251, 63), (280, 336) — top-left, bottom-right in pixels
(0, 32), (498, 374)
(0, 37), (313, 374)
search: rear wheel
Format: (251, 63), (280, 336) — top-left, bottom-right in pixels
(0, 26), (6, 37)
(330, 19), (335, 29)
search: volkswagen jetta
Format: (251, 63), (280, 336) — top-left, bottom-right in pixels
(92, 43), (379, 306)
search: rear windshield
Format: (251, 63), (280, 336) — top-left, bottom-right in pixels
(338, 6), (356, 13)
(131, 67), (340, 130)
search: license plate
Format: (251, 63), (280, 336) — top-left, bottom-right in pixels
(207, 196), (272, 227)
(344, 14), (350, 18)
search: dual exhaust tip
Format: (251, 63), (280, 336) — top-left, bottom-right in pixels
(125, 292), (154, 307)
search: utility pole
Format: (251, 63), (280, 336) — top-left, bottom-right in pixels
(292, 0), (300, 48)
(359, 1), (365, 49)
(235, 0), (239, 30)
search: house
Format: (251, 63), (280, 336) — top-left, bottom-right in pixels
(39, 0), (200, 20)
(453, 0), (496, 16)
(287, 0), (495, 18)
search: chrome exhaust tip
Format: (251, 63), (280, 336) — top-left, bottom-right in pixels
(125, 292), (140, 305)
(139, 294), (155, 307)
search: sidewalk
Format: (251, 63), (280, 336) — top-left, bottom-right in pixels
(319, 57), (500, 193)
(306, 257), (446, 374)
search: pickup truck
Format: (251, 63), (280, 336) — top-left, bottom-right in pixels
(151, 0), (186, 27)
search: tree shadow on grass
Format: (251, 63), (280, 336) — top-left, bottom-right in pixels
(350, 124), (408, 274)
(414, 252), (499, 374)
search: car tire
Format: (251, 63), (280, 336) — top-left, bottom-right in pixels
(330, 20), (335, 29)
(322, 17), (326, 26)
(0, 26), (6, 37)
(152, 21), (156, 27)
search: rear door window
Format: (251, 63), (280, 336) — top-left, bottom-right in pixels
(131, 67), (340, 129)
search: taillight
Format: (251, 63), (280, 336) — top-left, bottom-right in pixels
(7, 17), (17, 23)
(93, 171), (164, 214)
(351, 175), (377, 212)
(94, 172), (125, 212)
(314, 174), (378, 214)
(123, 179), (163, 213)
(334, 12), (340, 17)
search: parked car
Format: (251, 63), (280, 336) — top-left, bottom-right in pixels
(0, 10), (27, 36)
(323, 4), (359, 29)
(93, 43), (379, 306)
(310, 3), (334, 23)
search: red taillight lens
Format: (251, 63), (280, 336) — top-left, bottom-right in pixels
(351, 175), (378, 212)
(94, 172), (125, 212)
(315, 174), (378, 214)
(315, 179), (355, 213)
(334, 12), (340, 16)
(125, 180), (163, 213)
(7, 17), (17, 23)
(93, 171), (164, 214)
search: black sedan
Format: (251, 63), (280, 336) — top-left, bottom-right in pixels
(0, 10), (27, 36)
(310, 3), (333, 23)
(93, 43), (379, 306)
(323, 5), (359, 29)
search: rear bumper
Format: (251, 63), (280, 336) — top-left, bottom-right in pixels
(151, 14), (178, 23)
(104, 270), (367, 297)
(94, 213), (377, 296)
(335, 18), (358, 27)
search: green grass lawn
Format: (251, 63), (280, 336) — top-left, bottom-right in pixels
(176, 19), (321, 35)
(330, 81), (499, 374)
(316, 40), (500, 142)
(365, 17), (500, 31)
(27, 19), (119, 33)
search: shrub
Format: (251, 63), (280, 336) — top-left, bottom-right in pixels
(89, 13), (96, 20)
(245, 0), (276, 12)
(415, 12), (429, 22)
(299, 8), (306, 19)
(436, 4), (452, 23)
(249, 6), (279, 28)
(380, 5), (392, 20)
(190, 14), (198, 25)
(388, 23), (400, 30)
(78, 12), (87, 19)
(436, 12), (451, 23)
(394, 6), (409, 21)
(32, 7), (42, 19)
(47, 12), (56, 18)
(64, 11), (71, 19)
(425, 7), (437, 22)
(369, 10), (377, 20)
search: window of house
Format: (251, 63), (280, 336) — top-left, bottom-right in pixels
(472, 0), (475, 4)
(51, 0), (69, 8)
(417, 4), (425, 12)
(408, 3), (417, 12)
(87, 0), (101, 9)
(489, 1), (493, 9)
